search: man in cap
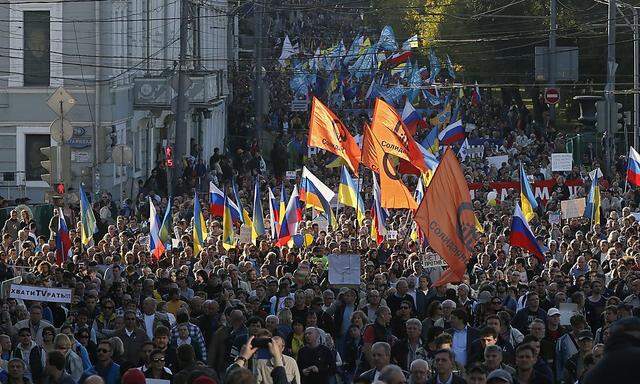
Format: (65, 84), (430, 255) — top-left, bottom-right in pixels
(562, 330), (593, 384)
(486, 369), (513, 384)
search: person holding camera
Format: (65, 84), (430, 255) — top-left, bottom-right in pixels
(227, 335), (294, 384)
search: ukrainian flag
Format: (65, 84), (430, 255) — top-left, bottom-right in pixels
(279, 184), (288, 227)
(79, 184), (97, 246)
(251, 180), (265, 245)
(421, 126), (440, 157)
(585, 174), (601, 226)
(222, 191), (235, 250)
(338, 166), (365, 224)
(193, 192), (208, 254)
(300, 167), (336, 227)
(519, 163), (538, 222)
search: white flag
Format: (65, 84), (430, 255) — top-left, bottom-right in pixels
(278, 35), (299, 66)
(458, 138), (470, 162)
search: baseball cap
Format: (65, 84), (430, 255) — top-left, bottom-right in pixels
(193, 375), (217, 384)
(547, 308), (561, 317)
(577, 330), (594, 341)
(487, 369), (513, 384)
(122, 369), (146, 384)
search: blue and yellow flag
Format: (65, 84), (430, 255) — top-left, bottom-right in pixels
(251, 180), (265, 245)
(585, 174), (601, 226)
(222, 190), (235, 250)
(79, 184), (97, 246)
(279, 184), (288, 227)
(193, 192), (208, 254)
(519, 163), (538, 222)
(338, 166), (365, 224)
(421, 126), (440, 157)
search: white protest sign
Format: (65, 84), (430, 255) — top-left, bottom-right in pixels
(632, 213), (640, 222)
(551, 153), (573, 172)
(286, 171), (297, 180)
(548, 213), (561, 226)
(386, 230), (398, 240)
(468, 145), (485, 159)
(312, 214), (329, 232)
(487, 155), (509, 169)
(238, 225), (252, 244)
(328, 254), (361, 285)
(10, 284), (72, 303)
(560, 198), (585, 219)
(146, 380), (171, 384)
(171, 239), (181, 249)
(559, 302), (578, 326)
(422, 253), (448, 268)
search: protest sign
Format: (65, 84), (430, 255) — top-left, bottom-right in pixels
(468, 178), (586, 204)
(312, 214), (329, 232)
(10, 284), (72, 303)
(561, 198), (585, 219)
(328, 254), (361, 285)
(632, 213), (640, 222)
(285, 171), (297, 180)
(548, 213), (561, 226)
(422, 253), (448, 268)
(386, 230), (398, 240)
(487, 155), (509, 169)
(551, 153), (573, 172)
(238, 225), (252, 244)
(559, 302), (578, 326)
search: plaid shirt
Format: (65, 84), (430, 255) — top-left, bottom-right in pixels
(170, 322), (207, 362)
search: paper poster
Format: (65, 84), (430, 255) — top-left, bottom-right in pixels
(10, 284), (72, 303)
(560, 198), (585, 219)
(312, 214), (329, 232)
(286, 171), (297, 180)
(551, 153), (573, 172)
(386, 230), (398, 240)
(422, 253), (448, 268)
(487, 155), (509, 169)
(238, 225), (252, 244)
(548, 213), (561, 226)
(328, 254), (361, 285)
(558, 302), (578, 326)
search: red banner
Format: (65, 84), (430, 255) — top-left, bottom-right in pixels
(468, 179), (585, 203)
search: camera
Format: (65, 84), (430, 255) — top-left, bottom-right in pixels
(251, 337), (272, 349)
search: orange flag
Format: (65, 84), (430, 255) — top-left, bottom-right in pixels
(308, 97), (361, 174)
(362, 122), (417, 209)
(370, 98), (427, 173)
(414, 149), (480, 286)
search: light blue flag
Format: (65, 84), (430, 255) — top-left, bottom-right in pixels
(428, 49), (440, 84)
(378, 25), (398, 51)
(343, 35), (363, 65)
(446, 55), (456, 79)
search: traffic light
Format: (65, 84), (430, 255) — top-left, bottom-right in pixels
(40, 146), (59, 186)
(54, 183), (65, 195)
(610, 102), (623, 133)
(595, 101), (607, 132)
(165, 146), (174, 168)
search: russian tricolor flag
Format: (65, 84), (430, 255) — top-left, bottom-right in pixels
(209, 182), (241, 221)
(509, 203), (545, 263)
(471, 82), (481, 106)
(148, 198), (165, 260)
(438, 119), (465, 145)
(276, 185), (302, 247)
(268, 186), (279, 238)
(627, 147), (640, 186)
(401, 100), (422, 135)
(55, 208), (71, 266)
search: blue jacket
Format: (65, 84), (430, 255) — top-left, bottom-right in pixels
(81, 362), (120, 384)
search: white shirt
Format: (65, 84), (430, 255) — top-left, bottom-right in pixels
(452, 326), (468, 366)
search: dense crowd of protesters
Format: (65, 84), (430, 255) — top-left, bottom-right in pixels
(3, 3), (640, 384)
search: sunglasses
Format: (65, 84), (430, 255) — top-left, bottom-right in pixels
(97, 349), (111, 353)
(400, 306), (411, 310)
(151, 357), (165, 362)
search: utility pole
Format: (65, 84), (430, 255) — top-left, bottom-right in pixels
(606, 0), (617, 175)
(549, 0), (557, 125)
(254, 0), (264, 134)
(633, 7), (639, 149)
(172, 0), (191, 195)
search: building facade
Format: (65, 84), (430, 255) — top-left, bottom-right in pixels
(0, 0), (231, 202)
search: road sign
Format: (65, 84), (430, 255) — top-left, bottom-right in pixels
(50, 118), (73, 143)
(545, 88), (560, 105)
(112, 144), (133, 166)
(47, 87), (76, 116)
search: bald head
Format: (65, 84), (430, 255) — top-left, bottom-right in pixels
(84, 375), (105, 384)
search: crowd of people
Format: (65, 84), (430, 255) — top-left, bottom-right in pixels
(3, 3), (640, 384)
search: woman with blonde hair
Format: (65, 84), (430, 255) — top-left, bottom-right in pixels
(54, 333), (84, 382)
